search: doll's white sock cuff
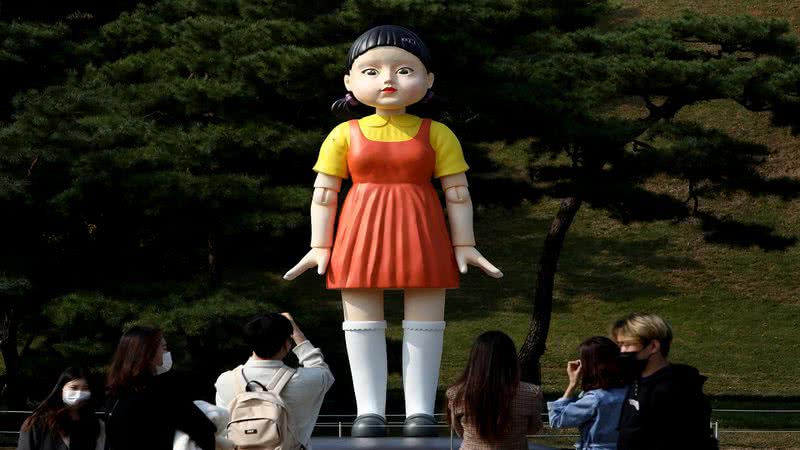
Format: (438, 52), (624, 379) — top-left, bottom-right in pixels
(343, 320), (387, 331)
(402, 320), (446, 331)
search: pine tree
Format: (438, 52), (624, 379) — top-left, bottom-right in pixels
(475, 13), (800, 383)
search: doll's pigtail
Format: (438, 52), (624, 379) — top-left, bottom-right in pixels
(331, 91), (363, 118)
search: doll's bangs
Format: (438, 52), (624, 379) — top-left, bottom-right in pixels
(346, 25), (432, 72)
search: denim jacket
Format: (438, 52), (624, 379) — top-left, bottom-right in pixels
(548, 387), (628, 450)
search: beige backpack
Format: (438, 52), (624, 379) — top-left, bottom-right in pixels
(226, 366), (301, 450)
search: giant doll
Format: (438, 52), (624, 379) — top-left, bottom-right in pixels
(284, 25), (502, 437)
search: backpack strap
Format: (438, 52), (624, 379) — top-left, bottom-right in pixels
(266, 366), (297, 396)
(234, 366), (248, 395)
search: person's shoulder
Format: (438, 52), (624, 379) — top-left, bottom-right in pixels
(592, 386), (628, 402)
(445, 384), (461, 399)
(215, 368), (233, 386)
(519, 381), (542, 394)
(668, 364), (708, 394)
(519, 381), (542, 395)
(670, 363), (702, 378)
(216, 364), (244, 383)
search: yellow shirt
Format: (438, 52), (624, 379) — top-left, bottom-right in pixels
(312, 114), (469, 179)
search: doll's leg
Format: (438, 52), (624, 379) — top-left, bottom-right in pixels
(401, 288), (446, 437)
(341, 288), (387, 437)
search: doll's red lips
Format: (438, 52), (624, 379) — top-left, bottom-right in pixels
(381, 87), (397, 93)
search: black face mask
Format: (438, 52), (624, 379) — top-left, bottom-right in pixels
(619, 351), (649, 378)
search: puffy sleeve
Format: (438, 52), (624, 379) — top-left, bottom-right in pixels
(547, 391), (599, 429)
(313, 122), (350, 179)
(430, 121), (469, 178)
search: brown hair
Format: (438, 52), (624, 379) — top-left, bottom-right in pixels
(21, 367), (101, 450)
(106, 326), (163, 398)
(579, 336), (626, 391)
(446, 331), (520, 442)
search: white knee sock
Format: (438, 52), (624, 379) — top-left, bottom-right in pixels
(343, 320), (387, 418)
(402, 320), (446, 417)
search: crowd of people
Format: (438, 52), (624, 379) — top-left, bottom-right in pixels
(16, 312), (717, 450)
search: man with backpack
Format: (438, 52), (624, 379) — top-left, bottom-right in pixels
(215, 312), (334, 450)
(611, 312), (719, 450)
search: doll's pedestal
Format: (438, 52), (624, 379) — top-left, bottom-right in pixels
(310, 437), (557, 449)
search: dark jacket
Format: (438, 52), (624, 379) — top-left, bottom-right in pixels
(617, 364), (719, 450)
(17, 420), (103, 450)
(105, 372), (216, 450)
(17, 424), (68, 450)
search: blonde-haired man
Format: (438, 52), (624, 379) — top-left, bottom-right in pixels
(611, 313), (718, 450)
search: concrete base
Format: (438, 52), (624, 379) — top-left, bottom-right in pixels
(309, 437), (557, 449)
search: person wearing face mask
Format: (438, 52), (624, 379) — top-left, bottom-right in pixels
(17, 367), (105, 450)
(611, 313), (718, 450)
(104, 326), (216, 450)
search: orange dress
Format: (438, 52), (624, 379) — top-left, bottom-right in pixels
(326, 119), (460, 289)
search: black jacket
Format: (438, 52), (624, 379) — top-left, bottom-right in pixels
(105, 372), (216, 450)
(617, 364), (719, 450)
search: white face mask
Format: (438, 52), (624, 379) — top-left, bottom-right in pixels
(155, 351), (173, 375)
(62, 389), (91, 406)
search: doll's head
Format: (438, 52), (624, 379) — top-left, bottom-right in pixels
(332, 25), (435, 116)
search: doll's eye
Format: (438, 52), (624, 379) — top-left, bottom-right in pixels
(362, 68), (379, 76)
(397, 67), (414, 75)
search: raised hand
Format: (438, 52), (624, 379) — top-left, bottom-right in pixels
(567, 360), (582, 387)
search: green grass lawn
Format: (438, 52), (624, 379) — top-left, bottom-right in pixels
(607, 0), (800, 34)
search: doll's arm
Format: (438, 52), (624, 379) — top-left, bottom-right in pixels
(284, 173), (342, 280)
(440, 173), (503, 278)
(441, 173), (475, 246)
(310, 173), (341, 248)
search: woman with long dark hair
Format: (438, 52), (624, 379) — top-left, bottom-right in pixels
(548, 336), (628, 450)
(104, 326), (215, 450)
(446, 331), (543, 449)
(17, 367), (104, 450)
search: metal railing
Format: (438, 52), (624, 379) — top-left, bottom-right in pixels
(0, 408), (798, 440)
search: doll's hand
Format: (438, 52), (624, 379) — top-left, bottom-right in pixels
(283, 248), (331, 280)
(454, 246), (503, 278)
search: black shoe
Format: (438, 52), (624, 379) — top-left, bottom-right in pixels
(403, 413), (438, 437)
(351, 414), (387, 437)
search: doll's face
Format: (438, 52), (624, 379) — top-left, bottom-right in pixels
(345, 46), (434, 112)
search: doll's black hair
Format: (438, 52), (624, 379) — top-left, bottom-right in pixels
(332, 25), (437, 117)
(345, 25), (431, 72)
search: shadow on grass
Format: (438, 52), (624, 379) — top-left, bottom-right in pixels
(442, 209), (700, 322)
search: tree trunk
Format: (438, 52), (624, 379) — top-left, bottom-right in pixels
(518, 197), (583, 384)
(0, 308), (21, 405)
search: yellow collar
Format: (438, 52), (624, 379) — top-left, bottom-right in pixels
(360, 114), (421, 128)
